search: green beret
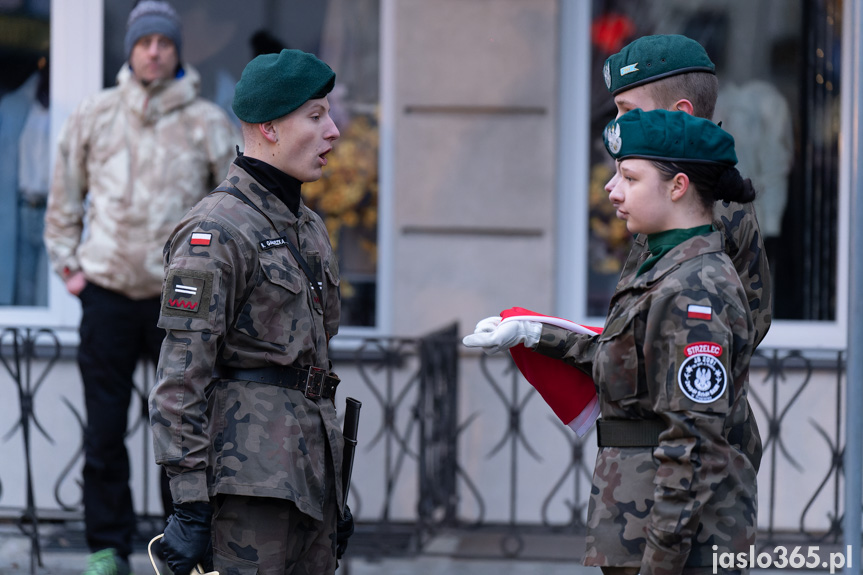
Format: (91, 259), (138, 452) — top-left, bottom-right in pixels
(232, 49), (335, 123)
(603, 109), (737, 166)
(603, 34), (715, 96)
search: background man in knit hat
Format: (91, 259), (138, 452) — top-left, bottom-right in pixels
(43, 1), (236, 573)
(464, 34), (768, 574)
(150, 48), (351, 575)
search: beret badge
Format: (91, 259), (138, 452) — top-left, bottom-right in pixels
(605, 122), (622, 155)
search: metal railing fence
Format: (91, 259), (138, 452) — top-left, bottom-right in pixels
(0, 324), (850, 573)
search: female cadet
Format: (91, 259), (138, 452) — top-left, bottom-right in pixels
(464, 108), (758, 574)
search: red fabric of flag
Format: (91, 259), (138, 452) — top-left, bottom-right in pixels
(501, 307), (602, 433)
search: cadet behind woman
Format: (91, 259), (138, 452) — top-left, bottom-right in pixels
(465, 109), (758, 574)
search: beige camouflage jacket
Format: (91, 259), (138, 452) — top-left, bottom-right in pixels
(44, 64), (237, 299)
(149, 163), (343, 521)
(537, 231), (758, 573)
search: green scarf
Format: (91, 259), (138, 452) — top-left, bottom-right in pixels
(637, 224), (714, 277)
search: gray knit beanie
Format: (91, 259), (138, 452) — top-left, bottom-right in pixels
(124, 0), (182, 62)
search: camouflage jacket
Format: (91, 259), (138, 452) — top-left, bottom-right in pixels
(617, 199), (772, 346)
(536, 231), (759, 573)
(148, 163), (343, 521)
(44, 64), (237, 299)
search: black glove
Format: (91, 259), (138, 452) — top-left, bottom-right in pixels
(336, 505), (354, 559)
(162, 501), (213, 575)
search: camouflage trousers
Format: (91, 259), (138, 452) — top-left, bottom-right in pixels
(211, 490), (338, 575)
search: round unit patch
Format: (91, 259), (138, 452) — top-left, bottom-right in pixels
(677, 353), (727, 404)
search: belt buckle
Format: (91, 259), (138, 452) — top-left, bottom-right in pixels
(304, 366), (325, 399)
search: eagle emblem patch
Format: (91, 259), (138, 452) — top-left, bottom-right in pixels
(677, 348), (727, 404)
(605, 122), (622, 154)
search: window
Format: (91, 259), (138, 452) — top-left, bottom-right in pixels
(106, 0), (381, 328)
(0, 0), (380, 330)
(580, 0), (846, 346)
(0, 0), (50, 309)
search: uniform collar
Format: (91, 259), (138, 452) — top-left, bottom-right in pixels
(633, 230), (724, 286)
(224, 163), (312, 228)
(233, 153), (302, 216)
(637, 225), (713, 277)
(117, 62), (200, 123)
(607, 229), (725, 313)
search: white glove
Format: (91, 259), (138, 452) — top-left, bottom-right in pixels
(462, 317), (542, 355)
(473, 315), (502, 334)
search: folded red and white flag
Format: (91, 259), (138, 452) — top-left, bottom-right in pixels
(500, 307), (602, 437)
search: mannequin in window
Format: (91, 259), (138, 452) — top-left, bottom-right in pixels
(714, 80), (793, 251)
(0, 57), (49, 306)
(15, 57), (51, 306)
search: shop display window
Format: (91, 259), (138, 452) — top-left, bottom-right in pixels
(0, 0), (50, 308)
(103, 0), (381, 327)
(0, 0), (380, 326)
(586, 0), (842, 321)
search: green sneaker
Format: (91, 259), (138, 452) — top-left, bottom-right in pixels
(82, 548), (132, 575)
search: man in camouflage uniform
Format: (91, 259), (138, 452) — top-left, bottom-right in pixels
(604, 35), (772, 348)
(464, 36), (767, 574)
(149, 49), (347, 575)
(43, 2), (236, 573)
(581, 34), (767, 477)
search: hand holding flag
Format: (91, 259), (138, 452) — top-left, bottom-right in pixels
(464, 307), (604, 436)
(462, 316), (542, 354)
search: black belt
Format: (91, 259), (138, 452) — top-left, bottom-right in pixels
(213, 365), (339, 400)
(596, 419), (665, 447)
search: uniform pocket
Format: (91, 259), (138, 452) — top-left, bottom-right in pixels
(325, 256), (340, 287)
(213, 548), (259, 575)
(233, 255), (305, 343)
(260, 256), (303, 293)
(595, 312), (642, 402)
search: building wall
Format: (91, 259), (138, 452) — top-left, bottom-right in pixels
(390, 0), (559, 336)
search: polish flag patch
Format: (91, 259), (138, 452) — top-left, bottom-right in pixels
(190, 232), (212, 246)
(687, 304), (712, 320)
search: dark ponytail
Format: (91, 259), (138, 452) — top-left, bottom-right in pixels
(714, 167), (756, 204)
(651, 161), (756, 211)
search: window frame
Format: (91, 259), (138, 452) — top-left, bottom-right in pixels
(0, 0), (394, 340)
(556, 0), (854, 351)
(0, 0), (101, 338)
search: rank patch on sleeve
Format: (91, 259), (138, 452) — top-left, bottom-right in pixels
(677, 351), (727, 404)
(190, 232), (212, 246)
(162, 269), (213, 318)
